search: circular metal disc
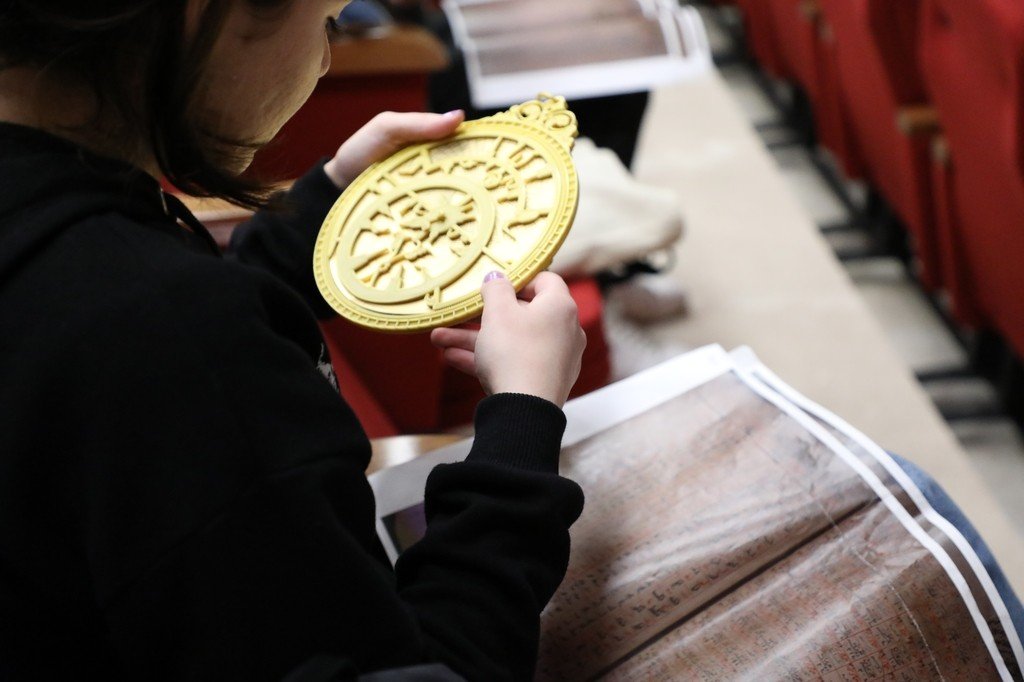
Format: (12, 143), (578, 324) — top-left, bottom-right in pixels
(313, 95), (579, 333)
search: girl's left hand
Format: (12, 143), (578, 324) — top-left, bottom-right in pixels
(323, 110), (465, 189)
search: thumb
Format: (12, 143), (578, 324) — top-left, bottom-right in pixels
(375, 110), (464, 148)
(480, 271), (516, 321)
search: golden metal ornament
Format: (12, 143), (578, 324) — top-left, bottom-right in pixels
(313, 94), (579, 333)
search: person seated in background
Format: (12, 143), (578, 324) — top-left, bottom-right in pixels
(0, 1), (586, 680)
(334, 0), (392, 34)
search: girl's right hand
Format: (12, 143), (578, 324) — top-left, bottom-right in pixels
(430, 272), (587, 408)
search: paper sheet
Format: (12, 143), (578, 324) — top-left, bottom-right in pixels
(441, 0), (712, 108)
(368, 346), (1023, 680)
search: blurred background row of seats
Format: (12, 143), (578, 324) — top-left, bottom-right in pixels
(716, 0), (1024, 422)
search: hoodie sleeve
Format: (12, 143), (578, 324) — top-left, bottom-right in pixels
(73, 252), (583, 682)
(226, 160), (341, 318)
(395, 394), (584, 682)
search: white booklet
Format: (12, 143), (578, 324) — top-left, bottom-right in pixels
(369, 345), (1024, 680)
(441, 0), (713, 109)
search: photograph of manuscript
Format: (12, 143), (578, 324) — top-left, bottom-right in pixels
(368, 346), (1023, 680)
(441, 0), (712, 108)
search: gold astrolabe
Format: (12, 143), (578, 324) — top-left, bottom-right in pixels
(313, 94), (579, 333)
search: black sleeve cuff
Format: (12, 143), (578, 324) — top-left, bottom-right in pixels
(465, 393), (567, 474)
(284, 158), (344, 221)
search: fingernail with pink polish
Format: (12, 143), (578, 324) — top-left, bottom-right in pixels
(484, 271), (505, 284)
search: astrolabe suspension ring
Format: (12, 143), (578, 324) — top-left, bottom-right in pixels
(313, 94), (580, 333)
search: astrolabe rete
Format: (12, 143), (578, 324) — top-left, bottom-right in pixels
(313, 94), (579, 333)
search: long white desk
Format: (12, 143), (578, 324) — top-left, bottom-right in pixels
(633, 70), (1024, 591)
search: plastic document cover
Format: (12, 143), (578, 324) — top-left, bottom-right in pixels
(369, 345), (1024, 680)
(441, 0), (712, 109)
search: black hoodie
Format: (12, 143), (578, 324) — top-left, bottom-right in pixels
(0, 123), (583, 681)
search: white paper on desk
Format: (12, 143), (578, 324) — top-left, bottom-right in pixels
(368, 343), (735, 558)
(368, 344), (1022, 680)
(441, 0), (713, 109)
(730, 347), (1024, 676)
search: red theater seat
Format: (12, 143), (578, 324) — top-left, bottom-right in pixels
(320, 278), (611, 434)
(919, 0), (1024, 355)
(818, 0), (941, 289)
(765, 0), (819, 95)
(735, 0), (789, 79)
(752, 0), (861, 175)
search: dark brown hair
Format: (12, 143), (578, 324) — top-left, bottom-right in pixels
(0, 0), (293, 208)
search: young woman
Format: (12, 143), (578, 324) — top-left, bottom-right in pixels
(0, 2), (586, 680)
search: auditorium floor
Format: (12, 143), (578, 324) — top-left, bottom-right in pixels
(694, 4), (1024, 532)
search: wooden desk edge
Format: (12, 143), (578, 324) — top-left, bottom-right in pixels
(368, 434), (464, 475)
(329, 25), (450, 77)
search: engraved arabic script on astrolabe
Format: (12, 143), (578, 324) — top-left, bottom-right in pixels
(313, 94), (579, 333)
